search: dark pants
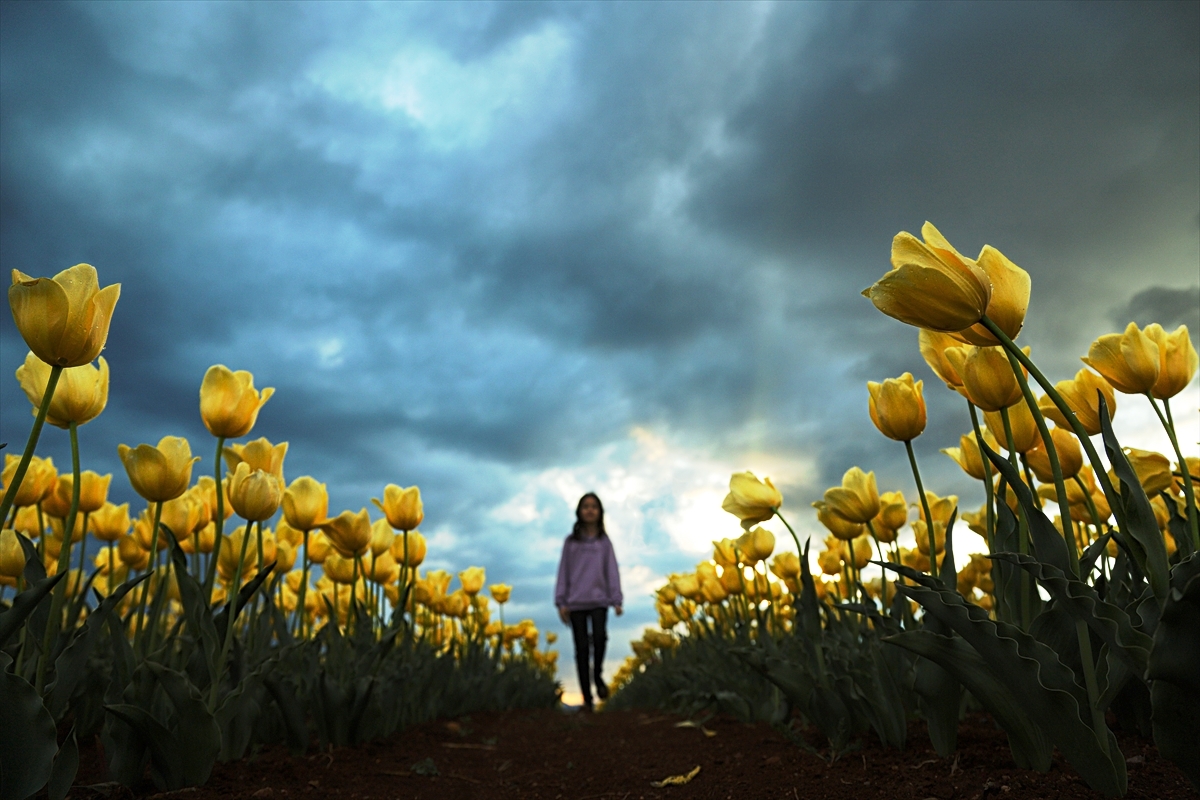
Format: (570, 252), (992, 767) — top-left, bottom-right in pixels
(569, 607), (608, 703)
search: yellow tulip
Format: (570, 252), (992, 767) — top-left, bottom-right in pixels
(282, 476), (328, 531)
(117, 534), (150, 571)
(951, 245), (1031, 346)
(227, 462), (282, 522)
(1145, 324), (1199, 400)
(1, 454), (57, 508)
(769, 552), (801, 580)
(863, 223), (992, 332)
(0, 529), (26, 578)
(984, 400), (1039, 453)
(712, 538), (739, 567)
(273, 541), (298, 574)
(839, 535), (873, 569)
(87, 501), (129, 544)
(132, 507), (168, 551)
(13, 506), (42, 539)
(306, 531), (332, 564)
(192, 522), (216, 554)
(918, 329), (967, 392)
(700, 576), (728, 604)
(821, 467), (881, 524)
(867, 373), (926, 441)
(389, 530), (426, 567)
(817, 548), (842, 576)
(872, 490), (907, 542)
(1122, 448), (1174, 497)
(367, 518), (393, 556)
(275, 519), (303, 547)
(159, 492), (201, 540)
(1025, 426), (1083, 482)
(194, 475), (234, 522)
(1081, 323), (1161, 395)
(489, 583), (512, 604)
(813, 501), (864, 541)
(118, 436), (199, 502)
(50, 513), (85, 544)
(8, 263), (121, 367)
(372, 484), (424, 531)
(459, 566), (486, 596)
(943, 433), (988, 480)
(721, 472), (782, 530)
(736, 527), (775, 563)
(670, 573), (701, 601)
(1038, 369), (1116, 436)
(913, 521), (947, 555)
(223, 437), (287, 485)
(51, 470), (112, 515)
(16, 352), (109, 428)
(945, 344), (1022, 412)
(365, 551), (396, 583)
(199, 365), (274, 439)
(41, 479), (72, 519)
(317, 508), (372, 557)
(324, 551), (358, 585)
(918, 491), (959, 526)
(961, 505), (988, 538)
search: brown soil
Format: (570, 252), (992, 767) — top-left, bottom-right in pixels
(69, 709), (1196, 800)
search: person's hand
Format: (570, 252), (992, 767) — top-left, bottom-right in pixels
(615, 605), (623, 616)
(558, 606), (570, 624)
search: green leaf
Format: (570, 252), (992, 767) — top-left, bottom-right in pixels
(104, 703), (183, 790)
(913, 651), (959, 757)
(992, 551), (1153, 674)
(47, 724), (78, 800)
(1149, 568), (1200, 789)
(0, 569), (65, 649)
(1098, 396), (1169, 603)
(166, 532), (219, 689)
(145, 663), (221, 786)
(981, 441), (1071, 575)
(0, 654), (58, 800)
(886, 563), (1127, 797)
(885, 630), (1052, 771)
(263, 674), (309, 755)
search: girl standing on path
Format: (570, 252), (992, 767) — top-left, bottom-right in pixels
(555, 492), (623, 711)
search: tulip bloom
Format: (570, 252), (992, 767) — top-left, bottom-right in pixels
(945, 345), (1022, 412)
(372, 484), (424, 531)
(1122, 448), (1174, 497)
(0, 529), (26, 578)
(1038, 368), (1116, 436)
(51, 470), (112, 515)
(984, 400), (1039, 453)
(872, 490), (908, 539)
(813, 501), (865, 541)
(1025, 426), (1083, 482)
(863, 223), (992, 332)
(489, 583), (512, 604)
(9, 264), (121, 367)
(282, 476), (328, 531)
(1145, 324), (1199, 400)
(159, 492), (202, 538)
(769, 552), (801, 580)
(118, 436), (199, 502)
(318, 508), (372, 557)
(721, 472), (782, 530)
(227, 462), (281, 522)
(918, 329), (967, 392)
(390, 530), (426, 567)
(822, 467), (881, 525)
(2, 455), (57, 509)
(943, 434), (988, 480)
(951, 245), (1031, 347)
(712, 538), (739, 567)
(223, 437), (287, 485)
(195, 475), (234, 522)
(868, 373), (926, 441)
(16, 353), (109, 428)
(199, 365), (274, 439)
(459, 566), (486, 596)
(736, 527), (775, 562)
(306, 531), (332, 564)
(1081, 322), (1160, 395)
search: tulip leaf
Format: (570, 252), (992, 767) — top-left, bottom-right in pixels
(47, 571), (150, 720)
(885, 563), (1126, 797)
(0, 569), (65, 650)
(263, 674), (309, 755)
(885, 630), (1052, 771)
(17, 530), (47, 584)
(0, 653), (58, 800)
(212, 562), (276, 641)
(1162, 492), (1194, 560)
(166, 536), (219, 690)
(1098, 396), (1169, 602)
(981, 441), (1071, 575)
(1148, 570), (1200, 789)
(992, 551), (1153, 674)
(940, 507), (958, 591)
(913, 649), (959, 757)
(145, 662), (221, 786)
(104, 702), (184, 789)
(47, 724), (78, 800)
(1080, 533), (1113, 580)
(990, 501), (1023, 625)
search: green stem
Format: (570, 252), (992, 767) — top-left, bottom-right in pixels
(296, 530), (310, 638)
(35, 418), (82, 694)
(209, 517), (253, 711)
(133, 501), (163, 651)
(967, 402), (996, 552)
(866, 520), (888, 614)
(1000, 407), (1033, 630)
(204, 436), (225, 601)
(904, 439), (938, 579)
(1152, 396), (1199, 550)
(0, 365), (63, 524)
(1004, 347), (1078, 571)
(979, 316), (1125, 532)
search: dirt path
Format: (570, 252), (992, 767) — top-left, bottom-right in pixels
(71, 709), (1195, 800)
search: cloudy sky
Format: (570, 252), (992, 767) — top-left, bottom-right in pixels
(3, 1), (1198, 694)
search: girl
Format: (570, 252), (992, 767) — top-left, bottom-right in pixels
(555, 492), (623, 710)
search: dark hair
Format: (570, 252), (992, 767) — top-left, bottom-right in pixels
(571, 492), (607, 540)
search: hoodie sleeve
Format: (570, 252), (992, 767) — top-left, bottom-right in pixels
(605, 537), (623, 607)
(554, 538), (570, 608)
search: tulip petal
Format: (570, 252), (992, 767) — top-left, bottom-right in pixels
(9, 273), (70, 365)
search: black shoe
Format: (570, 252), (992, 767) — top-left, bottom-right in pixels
(595, 679), (609, 700)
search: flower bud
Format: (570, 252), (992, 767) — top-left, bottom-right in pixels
(16, 352), (109, 428)
(118, 436), (199, 502)
(9, 264), (120, 367)
(227, 462), (282, 522)
(199, 365), (274, 439)
(867, 373), (926, 441)
(282, 476), (328, 531)
(372, 484), (424, 531)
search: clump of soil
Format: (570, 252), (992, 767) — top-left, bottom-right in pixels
(69, 709), (1195, 800)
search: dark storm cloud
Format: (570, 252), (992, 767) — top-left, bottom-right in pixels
(2, 1), (1197, 684)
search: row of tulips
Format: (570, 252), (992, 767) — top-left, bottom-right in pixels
(0, 265), (558, 800)
(609, 223), (1199, 796)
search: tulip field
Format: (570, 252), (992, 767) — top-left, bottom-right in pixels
(2, 223), (1198, 799)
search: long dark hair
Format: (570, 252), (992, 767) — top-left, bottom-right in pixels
(571, 492), (607, 540)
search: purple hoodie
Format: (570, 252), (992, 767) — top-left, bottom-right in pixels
(555, 534), (623, 610)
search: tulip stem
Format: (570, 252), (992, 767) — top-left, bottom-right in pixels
(297, 530), (310, 638)
(133, 501), (163, 652)
(979, 316), (1126, 535)
(904, 440), (938, 579)
(0, 365), (62, 525)
(35, 418), (83, 694)
(967, 403), (996, 552)
(999, 408), (1034, 630)
(865, 520), (888, 614)
(1149, 396), (1199, 549)
(210, 516), (253, 712)
(204, 437), (226, 602)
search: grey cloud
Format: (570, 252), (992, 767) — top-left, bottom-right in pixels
(1112, 285), (1200, 333)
